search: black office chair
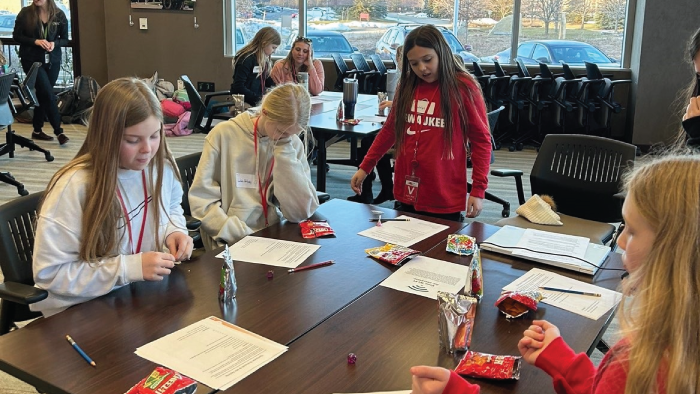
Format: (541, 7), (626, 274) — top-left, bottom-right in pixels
(0, 191), (48, 335)
(10, 62), (41, 115)
(492, 134), (636, 245)
(331, 53), (363, 91)
(349, 54), (380, 94)
(581, 62), (631, 137)
(369, 54), (388, 92)
(181, 75), (234, 134)
(175, 152), (204, 250)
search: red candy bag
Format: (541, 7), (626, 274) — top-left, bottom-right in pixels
(494, 290), (543, 319)
(300, 220), (335, 239)
(365, 243), (419, 266)
(124, 367), (197, 394)
(455, 351), (522, 380)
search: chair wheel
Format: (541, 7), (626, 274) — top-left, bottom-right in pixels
(45, 153), (54, 162)
(508, 145), (516, 152)
(18, 187), (28, 196)
(325, 164), (330, 172)
(516, 143), (524, 151)
(501, 209), (509, 217)
(494, 142), (501, 150)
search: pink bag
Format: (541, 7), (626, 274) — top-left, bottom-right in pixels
(165, 111), (193, 137)
(161, 99), (185, 119)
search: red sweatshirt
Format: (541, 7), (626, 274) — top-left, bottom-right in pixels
(441, 337), (667, 394)
(359, 75), (491, 214)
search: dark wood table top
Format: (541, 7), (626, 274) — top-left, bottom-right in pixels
(0, 199), (463, 394)
(223, 222), (623, 394)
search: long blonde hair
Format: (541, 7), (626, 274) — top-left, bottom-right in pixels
(618, 155), (700, 394)
(256, 83), (312, 154)
(234, 27), (281, 79)
(43, 78), (179, 262)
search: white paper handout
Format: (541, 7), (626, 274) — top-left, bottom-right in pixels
(513, 229), (589, 266)
(310, 95), (341, 104)
(502, 268), (622, 320)
(215, 236), (321, 268)
(358, 215), (448, 247)
(135, 316), (288, 390)
(380, 256), (469, 299)
(360, 115), (388, 123)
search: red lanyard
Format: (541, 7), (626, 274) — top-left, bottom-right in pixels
(254, 117), (275, 226)
(116, 170), (149, 254)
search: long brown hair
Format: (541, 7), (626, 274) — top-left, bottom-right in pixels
(43, 78), (179, 262)
(280, 37), (314, 76)
(234, 27), (281, 79)
(23, 0), (61, 36)
(393, 25), (479, 158)
(674, 27), (700, 149)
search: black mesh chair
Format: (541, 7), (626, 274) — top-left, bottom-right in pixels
(181, 75), (234, 134)
(175, 152), (204, 249)
(0, 191), (48, 335)
(492, 134), (636, 245)
(330, 53), (363, 91)
(10, 62), (41, 115)
(369, 54), (388, 92)
(349, 54), (380, 94)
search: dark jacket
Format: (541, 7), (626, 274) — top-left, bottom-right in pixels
(231, 53), (275, 106)
(13, 6), (69, 65)
(682, 116), (700, 149)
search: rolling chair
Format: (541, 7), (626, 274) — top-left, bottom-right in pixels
(491, 134), (636, 245)
(175, 152), (204, 250)
(349, 54), (380, 94)
(181, 75), (235, 134)
(368, 54), (388, 92)
(0, 191), (48, 335)
(10, 62), (41, 115)
(581, 62), (631, 137)
(331, 53), (364, 91)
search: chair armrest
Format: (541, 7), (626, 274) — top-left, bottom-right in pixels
(0, 282), (48, 305)
(609, 79), (632, 86)
(490, 169), (526, 205)
(204, 90), (233, 99)
(490, 169), (523, 177)
(211, 102), (234, 110)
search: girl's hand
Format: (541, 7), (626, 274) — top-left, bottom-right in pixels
(465, 196), (483, 218)
(518, 320), (561, 365)
(165, 232), (194, 261)
(350, 169), (368, 195)
(410, 366), (451, 394)
(141, 252), (176, 281)
(379, 100), (393, 111)
(684, 96), (700, 121)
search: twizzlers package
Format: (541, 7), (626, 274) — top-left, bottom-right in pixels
(455, 351), (522, 380)
(299, 220), (335, 239)
(124, 367), (197, 394)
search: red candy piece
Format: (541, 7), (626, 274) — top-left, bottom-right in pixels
(266, 270), (274, 279)
(347, 353), (357, 364)
(454, 351), (522, 380)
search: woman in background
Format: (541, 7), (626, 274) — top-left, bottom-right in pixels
(271, 36), (325, 96)
(681, 27), (700, 149)
(231, 27), (281, 107)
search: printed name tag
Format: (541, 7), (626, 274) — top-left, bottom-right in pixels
(252, 66), (261, 75)
(235, 173), (257, 189)
(45, 53), (50, 64)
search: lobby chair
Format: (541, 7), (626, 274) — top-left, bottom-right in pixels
(491, 134), (636, 245)
(331, 53), (364, 91)
(368, 54), (388, 92)
(175, 152), (203, 249)
(349, 54), (380, 94)
(0, 191), (48, 335)
(181, 75), (234, 134)
(10, 62), (41, 115)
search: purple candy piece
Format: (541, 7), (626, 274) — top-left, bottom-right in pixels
(267, 270), (274, 279)
(347, 353), (357, 364)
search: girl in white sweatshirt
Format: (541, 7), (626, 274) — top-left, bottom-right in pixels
(189, 83), (319, 250)
(31, 78), (193, 317)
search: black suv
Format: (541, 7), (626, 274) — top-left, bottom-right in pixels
(375, 24), (478, 63)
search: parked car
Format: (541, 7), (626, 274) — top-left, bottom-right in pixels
(488, 40), (618, 66)
(0, 14), (16, 38)
(279, 30), (360, 59)
(235, 27), (249, 51)
(375, 24), (478, 63)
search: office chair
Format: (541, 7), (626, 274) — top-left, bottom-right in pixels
(349, 54), (380, 94)
(330, 53), (363, 91)
(0, 191), (48, 335)
(368, 54), (388, 92)
(10, 62), (41, 115)
(581, 62), (631, 137)
(175, 152), (204, 249)
(180, 75), (234, 134)
(492, 134), (636, 245)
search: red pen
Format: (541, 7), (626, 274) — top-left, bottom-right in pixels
(288, 260), (334, 273)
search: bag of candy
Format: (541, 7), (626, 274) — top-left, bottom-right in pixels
(455, 351), (522, 380)
(365, 243), (419, 266)
(299, 220), (335, 239)
(464, 246), (483, 300)
(494, 290), (543, 319)
(437, 291), (478, 353)
(124, 366), (197, 394)
(219, 245), (237, 302)
(446, 234), (477, 255)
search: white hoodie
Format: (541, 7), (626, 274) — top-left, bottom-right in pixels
(31, 165), (187, 316)
(189, 111), (319, 250)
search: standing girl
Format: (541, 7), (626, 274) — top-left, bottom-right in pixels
(350, 25), (491, 220)
(31, 78), (193, 317)
(680, 27), (700, 149)
(189, 83), (319, 251)
(270, 36), (325, 96)
(13, 0), (70, 144)
(231, 26), (281, 107)
(411, 155), (700, 394)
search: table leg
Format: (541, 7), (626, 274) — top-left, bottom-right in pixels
(316, 132), (327, 192)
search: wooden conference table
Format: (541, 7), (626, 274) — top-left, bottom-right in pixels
(309, 91), (385, 192)
(0, 200), (462, 394)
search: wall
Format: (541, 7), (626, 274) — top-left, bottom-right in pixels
(77, 0), (107, 85)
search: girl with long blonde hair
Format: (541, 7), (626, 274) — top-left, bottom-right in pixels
(31, 78), (193, 317)
(190, 83), (319, 251)
(231, 26), (281, 106)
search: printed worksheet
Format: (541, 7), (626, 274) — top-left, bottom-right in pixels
(358, 215), (448, 247)
(215, 236), (320, 268)
(380, 256), (469, 299)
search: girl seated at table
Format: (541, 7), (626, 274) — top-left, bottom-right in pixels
(31, 78), (192, 317)
(189, 83), (319, 251)
(270, 35), (325, 96)
(410, 154), (700, 394)
(231, 26), (281, 107)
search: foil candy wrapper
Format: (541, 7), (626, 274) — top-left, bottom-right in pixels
(494, 290), (543, 319)
(219, 245), (237, 302)
(464, 246), (484, 300)
(365, 243), (419, 266)
(446, 234), (476, 256)
(438, 291), (477, 353)
(454, 351), (522, 380)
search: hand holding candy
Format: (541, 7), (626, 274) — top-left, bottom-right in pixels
(517, 320), (561, 365)
(410, 366), (450, 394)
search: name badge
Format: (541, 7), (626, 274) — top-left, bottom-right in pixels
(252, 66), (261, 75)
(45, 53), (50, 64)
(404, 175), (420, 203)
(235, 173), (257, 189)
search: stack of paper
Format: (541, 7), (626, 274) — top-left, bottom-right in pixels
(358, 215), (448, 247)
(215, 236), (321, 269)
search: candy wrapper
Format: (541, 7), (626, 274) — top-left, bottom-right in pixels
(464, 246), (484, 300)
(494, 290), (543, 319)
(299, 220), (335, 239)
(219, 245), (237, 302)
(446, 234), (476, 255)
(455, 351), (522, 380)
(124, 367), (197, 394)
(365, 243), (420, 266)
(437, 291), (477, 353)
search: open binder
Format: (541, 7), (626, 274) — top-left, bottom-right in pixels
(480, 226), (610, 275)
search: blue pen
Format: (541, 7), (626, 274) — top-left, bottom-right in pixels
(66, 335), (96, 367)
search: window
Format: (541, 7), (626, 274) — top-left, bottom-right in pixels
(531, 44), (550, 63)
(517, 42), (535, 57)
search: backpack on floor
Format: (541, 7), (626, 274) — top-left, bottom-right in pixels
(60, 75), (101, 125)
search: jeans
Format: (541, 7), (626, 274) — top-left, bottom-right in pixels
(22, 60), (62, 135)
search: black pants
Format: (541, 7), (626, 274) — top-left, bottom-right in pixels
(394, 202), (463, 222)
(357, 135), (393, 200)
(22, 60), (62, 135)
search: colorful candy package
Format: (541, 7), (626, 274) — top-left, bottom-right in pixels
(446, 234), (476, 256)
(365, 243), (419, 266)
(299, 220), (335, 239)
(455, 351), (522, 380)
(464, 246), (484, 300)
(124, 367), (197, 394)
(437, 291), (478, 353)
(494, 290), (543, 319)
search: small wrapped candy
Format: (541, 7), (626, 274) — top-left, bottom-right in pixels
(266, 270), (274, 279)
(365, 243), (419, 266)
(454, 351), (522, 380)
(464, 246), (483, 300)
(494, 290), (543, 319)
(438, 292), (478, 353)
(124, 366), (197, 394)
(299, 220), (335, 239)
(219, 245), (237, 302)
(347, 353), (357, 364)
(446, 234), (477, 256)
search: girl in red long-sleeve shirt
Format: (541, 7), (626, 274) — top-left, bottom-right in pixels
(350, 25), (491, 221)
(411, 155), (700, 394)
